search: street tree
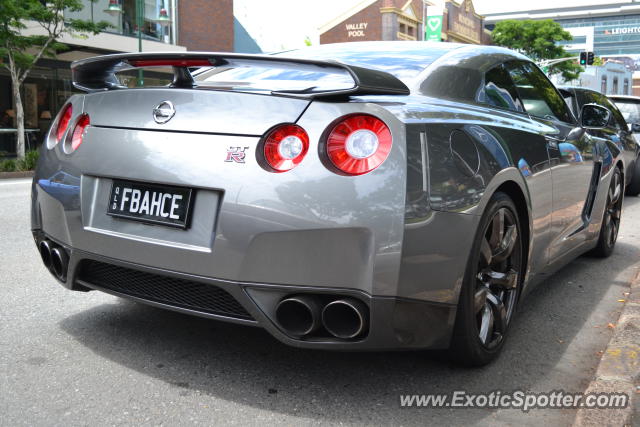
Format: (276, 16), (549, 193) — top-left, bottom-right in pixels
(491, 19), (583, 82)
(0, 0), (109, 159)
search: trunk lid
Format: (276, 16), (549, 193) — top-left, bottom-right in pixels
(83, 88), (310, 135)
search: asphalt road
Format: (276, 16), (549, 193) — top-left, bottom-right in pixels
(1, 178), (639, 426)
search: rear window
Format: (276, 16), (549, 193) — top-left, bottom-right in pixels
(613, 100), (640, 124)
(195, 42), (457, 92)
(196, 65), (354, 93)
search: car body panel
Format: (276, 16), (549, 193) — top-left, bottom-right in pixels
(31, 43), (632, 350)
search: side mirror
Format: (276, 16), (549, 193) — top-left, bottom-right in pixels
(632, 123), (640, 133)
(581, 104), (611, 129)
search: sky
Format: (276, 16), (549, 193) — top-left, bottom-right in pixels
(234, 0), (629, 52)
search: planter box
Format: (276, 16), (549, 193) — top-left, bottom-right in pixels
(0, 171), (34, 179)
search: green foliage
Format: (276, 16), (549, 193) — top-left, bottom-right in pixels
(0, 0), (110, 81)
(1, 0), (110, 159)
(16, 149), (39, 171)
(0, 159), (17, 172)
(492, 19), (583, 82)
(0, 150), (38, 172)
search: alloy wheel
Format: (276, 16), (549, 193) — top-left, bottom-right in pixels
(474, 207), (521, 349)
(603, 171), (623, 248)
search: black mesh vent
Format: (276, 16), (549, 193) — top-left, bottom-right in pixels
(76, 260), (252, 320)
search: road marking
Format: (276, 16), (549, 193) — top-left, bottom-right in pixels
(0, 179), (31, 186)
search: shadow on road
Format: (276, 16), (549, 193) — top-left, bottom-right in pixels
(58, 198), (640, 424)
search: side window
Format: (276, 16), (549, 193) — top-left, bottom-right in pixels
(481, 64), (524, 112)
(505, 61), (574, 124)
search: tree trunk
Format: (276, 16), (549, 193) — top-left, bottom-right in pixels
(11, 78), (26, 160)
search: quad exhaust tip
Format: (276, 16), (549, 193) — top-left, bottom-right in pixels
(39, 240), (53, 269)
(51, 246), (69, 280)
(38, 238), (69, 281)
(275, 295), (369, 340)
(275, 295), (322, 337)
(321, 298), (369, 339)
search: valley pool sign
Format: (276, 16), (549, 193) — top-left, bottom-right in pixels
(346, 22), (368, 37)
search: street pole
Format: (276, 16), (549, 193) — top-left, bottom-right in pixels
(137, 0), (144, 86)
(537, 57), (578, 70)
(422, 1), (426, 41)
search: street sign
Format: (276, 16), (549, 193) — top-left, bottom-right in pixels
(425, 15), (443, 42)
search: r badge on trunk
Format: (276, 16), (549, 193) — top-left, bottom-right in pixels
(225, 146), (249, 163)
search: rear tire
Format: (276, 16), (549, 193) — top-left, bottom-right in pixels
(449, 192), (523, 367)
(625, 156), (640, 196)
(591, 167), (623, 258)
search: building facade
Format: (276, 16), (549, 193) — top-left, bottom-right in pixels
(483, 2), (640, 95)
(549, 62), (633, 96)
(438, 0), (491, 44)
(319, 0), (490, 45)
(319, 0), (425, 44)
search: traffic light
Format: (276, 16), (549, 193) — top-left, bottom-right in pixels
(579, 52), (587, 65)
(579, 51), (595, 66)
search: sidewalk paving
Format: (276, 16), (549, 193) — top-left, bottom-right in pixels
(574, 270), (640, 426)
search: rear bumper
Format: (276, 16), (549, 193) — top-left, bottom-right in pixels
(34, 231), (456, 350)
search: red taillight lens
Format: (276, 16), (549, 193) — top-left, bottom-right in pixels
(262, 124), (309, 172)
(55, 104), (73, 143)
(325, 114), (392, 175)
(69, 114), (90, 152)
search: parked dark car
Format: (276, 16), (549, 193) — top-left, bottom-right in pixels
(33, 42), (633, 366)
(561, 87), (640, 196)
(609, 94), (640, 140)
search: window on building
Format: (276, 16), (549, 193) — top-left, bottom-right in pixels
(624, 79), (629, 95)
(612, 77), (619, 94)
(397, 19), (417, 41)
(64, 0), (175, 44)
(601, 76), (607, 94)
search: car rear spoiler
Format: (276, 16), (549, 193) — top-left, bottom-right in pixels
(71, 52), (410, 98)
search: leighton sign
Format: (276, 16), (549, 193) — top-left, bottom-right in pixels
(604, 27), (640, 35)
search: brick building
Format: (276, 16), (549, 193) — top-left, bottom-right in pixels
(319, 0), (490, 45)
(178, 0), (232, 51)
(320, 0), (425, 44)
(439, 0), (491, 45)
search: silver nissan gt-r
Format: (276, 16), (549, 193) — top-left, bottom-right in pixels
(32, 42), (633, 366)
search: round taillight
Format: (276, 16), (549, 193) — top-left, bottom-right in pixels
(325, 115), (392, 175)
(68, 114), (90, 152)
(263, 124), (309, 172)
(55, 103), (73, 144)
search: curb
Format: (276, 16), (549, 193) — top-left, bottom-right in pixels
(573, 270), (640, 426)
(0, 171), (34, 179)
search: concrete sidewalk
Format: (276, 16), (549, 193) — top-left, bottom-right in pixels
(574, 270), (640, 426)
